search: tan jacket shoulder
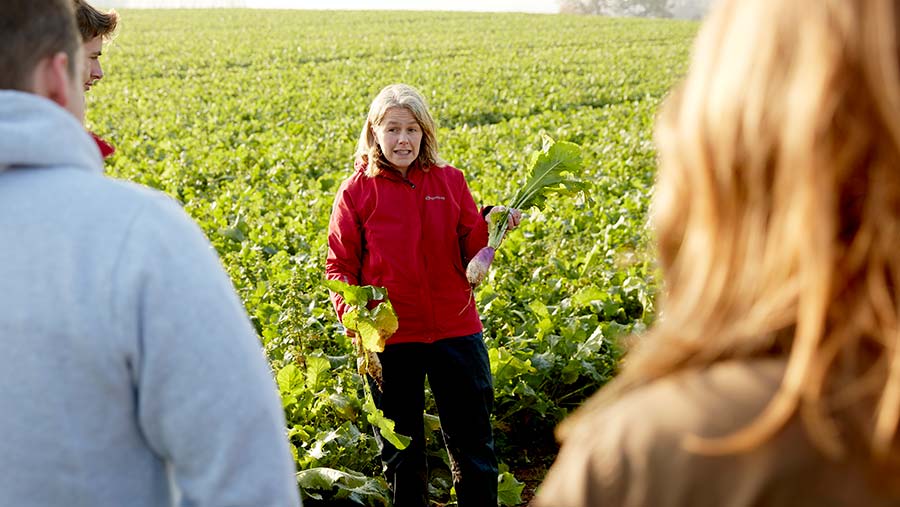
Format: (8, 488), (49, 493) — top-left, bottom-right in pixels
(533, 359), (897, 507)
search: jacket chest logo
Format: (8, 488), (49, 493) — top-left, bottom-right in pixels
(424, 195), (446, 201)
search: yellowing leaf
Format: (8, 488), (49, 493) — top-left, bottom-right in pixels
(372, 301), (399, 338)
(330, 282), (399, 353)
(357, 320), (385, 353)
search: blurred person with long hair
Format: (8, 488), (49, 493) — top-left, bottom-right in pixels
(533, 0), (900, 505)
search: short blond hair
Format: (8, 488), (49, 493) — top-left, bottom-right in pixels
(355, 84), (444, 177)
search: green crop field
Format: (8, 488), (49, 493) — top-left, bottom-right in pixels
(89, 9), (696, 505)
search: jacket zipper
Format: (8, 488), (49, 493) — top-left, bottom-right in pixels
(411, 178), (436, 341)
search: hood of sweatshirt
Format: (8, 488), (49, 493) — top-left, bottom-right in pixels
(0, 90), (103, 173)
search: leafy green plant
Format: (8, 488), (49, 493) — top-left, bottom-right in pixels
(297, 467), (391, 506)
(324, 279), (409, 451)
(467, 136), (588, 286)
(498, 465), (526, 506)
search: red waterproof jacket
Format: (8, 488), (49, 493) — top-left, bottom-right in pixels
(326, 161), (488, 345)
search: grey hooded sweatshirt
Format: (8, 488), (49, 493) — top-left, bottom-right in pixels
(0, 91), (301, 506)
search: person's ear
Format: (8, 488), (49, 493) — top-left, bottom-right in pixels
(30, 52), (75, 110)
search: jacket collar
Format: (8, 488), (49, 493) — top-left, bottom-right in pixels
(0, 91), (103, 173)
(355, 158), (423, 183)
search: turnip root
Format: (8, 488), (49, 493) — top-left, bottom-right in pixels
(466, 246), (495, 286)
(356, 340), (384, 390)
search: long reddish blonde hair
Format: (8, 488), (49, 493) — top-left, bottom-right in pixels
(565, 0), (900, 463)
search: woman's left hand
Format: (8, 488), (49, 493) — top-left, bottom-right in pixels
(487, 205), (523, 230)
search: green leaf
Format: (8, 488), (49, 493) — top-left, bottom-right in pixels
(572, 285), (607, 308)
(219, 225), (246, 243)
(328, 393), (359, 421)
(342, 308), (361, 334)
(497, 470), (525, 506)
(296, 467), (391, 506)
(528, 300), (551, 320)
(297, 467), (345, 491)
(580, 243), (602, 277)
(489, 347), (537, 385)
(326, 280), (398, 353)
(487, 136), (588, 249)
(363, 393), (411, 450)
(305, 356), (331, 392)
(324, 279), (375, 307)
(561, 359), (581, 384)
(510, 136), (588, 212)
(423, 412), (442, 433)
(276, 364), (304, 396)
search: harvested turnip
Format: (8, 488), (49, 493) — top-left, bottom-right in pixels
(465, 135), (587, 287)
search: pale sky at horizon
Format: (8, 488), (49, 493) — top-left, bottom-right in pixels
(103, 0), (559, 13)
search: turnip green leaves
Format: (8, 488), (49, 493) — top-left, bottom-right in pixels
(324, 279), (398, 357)
(324, 279), (409, 451)
(467, 135), (588, 286)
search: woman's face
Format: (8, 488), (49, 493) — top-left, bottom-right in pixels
(373, 107), (422, 172)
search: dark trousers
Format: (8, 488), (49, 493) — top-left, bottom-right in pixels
(369, 332), (498, 507)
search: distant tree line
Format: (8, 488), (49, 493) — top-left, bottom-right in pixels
(558, 0), (673, 18)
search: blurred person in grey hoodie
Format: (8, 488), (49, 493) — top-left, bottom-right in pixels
(0, 1), (302, 506)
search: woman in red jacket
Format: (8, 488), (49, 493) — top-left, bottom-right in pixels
(326, 83), (520, 507)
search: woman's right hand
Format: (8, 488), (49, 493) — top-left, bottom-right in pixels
(486, 205), (523, 230)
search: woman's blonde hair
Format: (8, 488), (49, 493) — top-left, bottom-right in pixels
(565, 0), (900, 463)
(355, 84), (444, 177)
